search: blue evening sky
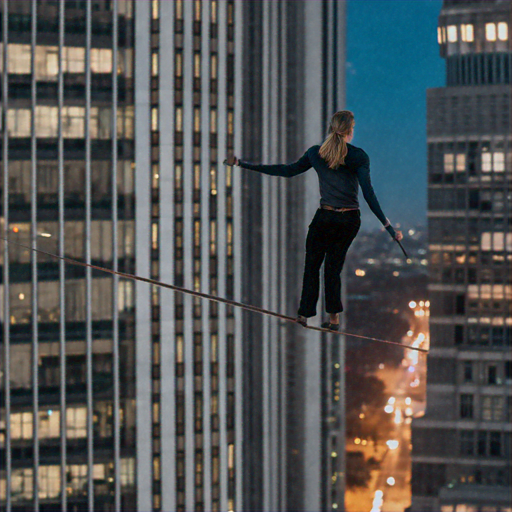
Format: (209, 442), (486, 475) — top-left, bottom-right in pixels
(347, 0), (444, 228)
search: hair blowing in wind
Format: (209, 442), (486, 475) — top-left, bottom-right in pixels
(319, 110), (355, 169)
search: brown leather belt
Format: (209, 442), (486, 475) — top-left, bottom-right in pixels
(321, 204), (359, 213)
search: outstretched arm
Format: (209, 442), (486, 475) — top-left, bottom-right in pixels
(355, 153), (402, 240)
(225, 150), (312, 178)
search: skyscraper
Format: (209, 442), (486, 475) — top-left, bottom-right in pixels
(1, 1), (346, 511)
(411, 1), (511, 510)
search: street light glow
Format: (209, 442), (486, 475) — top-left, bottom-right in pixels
(384, 405), (394, 414)
(409, 301), (417, 308)
(387, 477), (396, 486)
(386, 440), (399, 450)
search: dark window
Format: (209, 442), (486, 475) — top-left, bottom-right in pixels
(455, 325), (464, 345)
(490, 432), (501, 456)
(505, 361), (511, 382)
(455, 294), (465, 315)
(477, 431), (487, 456)
(460, 394), (473, 419)
(459, 431), (474, 455)
(488, 365), (497, 385)
(463, 361), (473, 382)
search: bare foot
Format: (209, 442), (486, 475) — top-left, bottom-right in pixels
(329, 313), (339, 325)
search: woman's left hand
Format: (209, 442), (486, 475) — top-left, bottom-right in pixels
(223, 155), (239, 166)
(394, 230), (403, 241)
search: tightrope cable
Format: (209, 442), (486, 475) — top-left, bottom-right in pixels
(0, 235), (428, 353)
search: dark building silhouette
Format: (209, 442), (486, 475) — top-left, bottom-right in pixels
(411, 1), (511, 510)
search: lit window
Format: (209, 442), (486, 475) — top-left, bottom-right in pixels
(194, 164), (201, 190)
(117, 106), (134, 140)
(447, 25), (457, 42)
(194, 0), (201, 21)
(176, 0), (183, 20)
(461, 24), (474, 42)
(35, 45), (59, 80)
(10, 412), (33, 439)
(11, 468), (33, 500)
(151, 52), (158, 76)
(497, 22), (508, 41)
(443, 153), (454, 173)
(63, 46), (85, 73)
(152, 222), (159, 250)
(210, 168), (217, 195)
(481, 152), (492, 172)
(90, 107), (112, 139)
(175, 164), (183, 189)
(493, 152), (504, 172)
(175, 52), (183, 77)
(151, 107), (159, 132)
(194, 52), (201, 79)
(194, 107), (201, 132)
(456, 153), (466, 172)
(35, 106), (58, 137)
(486, 23), (497, 41)
(176, 335), (184, 363)
(67, 465), (87, 496)
(8, 44), (31, 73)
(228, 444), (234, 469)
(121, 458), (135, 487)
(211, 0), (217, 23)
(194, 220), (201, 248)
(226, 166), (232, 187)
(227, 111), (234, 135)
(210, 220), (216, 255)
(7, 108), (31, 137)
(211, 54), (217, 79)
(62, 106), (85, 138)
(152, 0), (159, 20)
(210, 109), (217, 134)
(39, 410), (60, 438)
(66, 407), (86, 438)
(176, 107), (183, 132)
(493, 233), (504, 252)
(91, 48), (112, 73)
(38, 466), (60, 499)
(437, 27), (442, 44)
(118, 279), (134, 311)
(482, 396), (503, 421)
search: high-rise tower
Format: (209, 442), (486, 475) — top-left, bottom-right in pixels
(411, 1), (511, 510)
(1, 1), (347, 512)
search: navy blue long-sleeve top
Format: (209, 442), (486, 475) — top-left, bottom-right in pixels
(239, 144), (395, 233)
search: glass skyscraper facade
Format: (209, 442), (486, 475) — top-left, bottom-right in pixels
(1, 1), (347, 511)
(1, 1), (136, 511)
(411, 1), (511, 511)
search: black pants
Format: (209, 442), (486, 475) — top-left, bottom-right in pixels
(297, 208), (361, 318)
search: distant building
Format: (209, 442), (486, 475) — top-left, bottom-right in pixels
(411, 1), (511, 511)
(0, 1), (346, 512)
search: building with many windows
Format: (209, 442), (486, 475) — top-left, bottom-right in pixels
(411, 1), (511, 511)
(1, 1), (346, 511)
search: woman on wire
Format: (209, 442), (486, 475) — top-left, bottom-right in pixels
(224, 110), (403, 331)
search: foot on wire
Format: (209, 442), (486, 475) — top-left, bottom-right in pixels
(321, 315), (340, 332)
(296, 315), (308, 327)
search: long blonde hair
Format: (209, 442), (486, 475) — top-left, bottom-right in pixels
(319, 111), (355, 169)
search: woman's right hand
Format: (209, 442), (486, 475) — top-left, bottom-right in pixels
(394, 230), (403, 241)
(223, 155), (239, 166)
